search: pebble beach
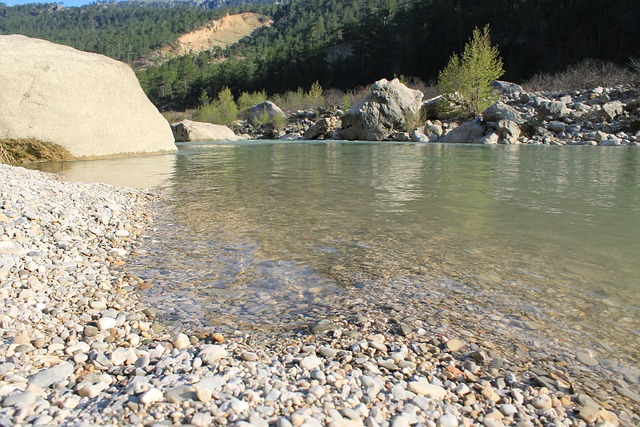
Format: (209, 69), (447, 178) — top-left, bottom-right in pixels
(1, 163), (638, 427)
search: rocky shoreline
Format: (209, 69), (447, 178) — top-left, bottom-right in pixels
(1, 164), (638, 427)
(231, 81), (640, 147)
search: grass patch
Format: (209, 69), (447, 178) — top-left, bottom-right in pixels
(0, 139), (74, 165)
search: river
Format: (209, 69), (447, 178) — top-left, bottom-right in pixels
(28, 142), (640, 371)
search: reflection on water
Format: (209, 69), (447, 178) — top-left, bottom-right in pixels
(30, 143), (640, 364)
(25, 153), (177, 189)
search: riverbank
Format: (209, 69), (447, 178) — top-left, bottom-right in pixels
(0, 164), (638, 426)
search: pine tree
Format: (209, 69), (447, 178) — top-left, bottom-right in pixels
(437, 25), (504, 118)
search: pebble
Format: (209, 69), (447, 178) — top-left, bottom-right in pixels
(140, 388), (164, 405)
(0, 164), (638, 427)
(407, 379), (447, 399)
(532, 394), (552, 410)
(446, 339), (465, 352)
(576, 350), (599, 366)
(173, 333), (190, 350)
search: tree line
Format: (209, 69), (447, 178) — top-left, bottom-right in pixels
(2, 0), (639, 111)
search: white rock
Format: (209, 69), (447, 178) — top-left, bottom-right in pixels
(172, 120), (239, 142)
(0, 35), (176, 158)
(300, 355), (322, 371)
(407, 379), (447, 399)
(437, 414), (459, 427)
(98, 317), (117, 331)
(173, 333), (190, 350)
(140, 388), (163, 405)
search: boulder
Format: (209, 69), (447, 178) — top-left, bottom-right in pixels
(490, 80), (524, 97)
(440, 119), (486, 143)
(340, 78), (424, 140)
(538, 100), (569, 120)
(483, 102), (522, 124)
(476, 132), (499, 145)
(303, 117), (341, 140)
(496, 120), (521, 144)
(171, 120), (239, 142)
(547, 121), (567, 133)
(410, 128), (429, 143)
(0, 35), (176, 158)
(601, 101), (623, 121)
(247, 102), (286, 125)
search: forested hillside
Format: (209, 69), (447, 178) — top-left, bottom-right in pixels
(0, 2), (267, 62)
(2, 0), (639, 111)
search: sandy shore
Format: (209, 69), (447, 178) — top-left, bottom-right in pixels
(0, 163), (637, 427)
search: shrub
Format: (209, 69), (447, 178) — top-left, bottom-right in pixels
(437, 24), (504, 118)
(193, 87), (238, 125)
(524, 59), (637, 92)
(307, 81), (324, 108)
(238, 90), (268, 113)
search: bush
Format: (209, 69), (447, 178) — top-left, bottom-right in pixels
(437, 25), (504, 118)
(238, 90), (268, 114)
(193, 87), (238, 125)
(524, 59), (637, 92)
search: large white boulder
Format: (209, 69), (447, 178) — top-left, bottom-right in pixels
(171, 120), (239, 142)
(0, 35), (176, 158)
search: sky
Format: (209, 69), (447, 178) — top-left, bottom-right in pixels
(5, 0), (104, 7)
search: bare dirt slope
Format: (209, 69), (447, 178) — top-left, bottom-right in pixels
(157, 12), (270, 59)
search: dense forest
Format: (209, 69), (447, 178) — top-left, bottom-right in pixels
(2, 0), (640, 110)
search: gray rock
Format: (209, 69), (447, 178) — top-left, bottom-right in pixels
(410, 128), (429, 143)
(547, 121), (566, 133)
(539, 100), (569, 120)
(440, 119), (486, 143)
(248, 101), (286, 126)
(483, 102), (522, 123)
(490, 80), (524, 97)
(303, 117), (341, 140)
(601, 101), (623, 121)
(2, 391), (37, 408)
(29, 362), (74, 388)
(476, 132), (499, 144)
(172, 120), (239, 142)
(496, 120), (521, 144)
(340, 78), (424, 141)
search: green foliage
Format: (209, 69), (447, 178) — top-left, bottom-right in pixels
(341, 92), (352, 113)
(193, 87), (238, 125)
(307, 81), (324, 107)
(253, 107), (272, 126)
(437, 25), (504, 118)
(238, 90), (268, 113)
(272, 113), (287, 131)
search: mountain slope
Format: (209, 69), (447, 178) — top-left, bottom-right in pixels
(150, 12), (271, 63)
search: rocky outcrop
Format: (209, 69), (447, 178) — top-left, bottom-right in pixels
(171, 120), (239, 142)
(0, 35), (176, 158)
(340, 78), (424, 140)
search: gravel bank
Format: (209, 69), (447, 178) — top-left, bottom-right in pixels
(0, 164), (638, 427)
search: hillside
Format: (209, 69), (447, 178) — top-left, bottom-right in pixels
(148, 12), (271, 65)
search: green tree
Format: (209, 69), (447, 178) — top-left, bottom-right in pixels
(437, 25), (504, 118)
(194, 87), (238, 125)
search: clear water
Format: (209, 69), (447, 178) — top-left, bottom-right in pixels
(28, 142), (640, 365)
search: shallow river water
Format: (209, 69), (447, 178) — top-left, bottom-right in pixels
(29, 142), (640, 369)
